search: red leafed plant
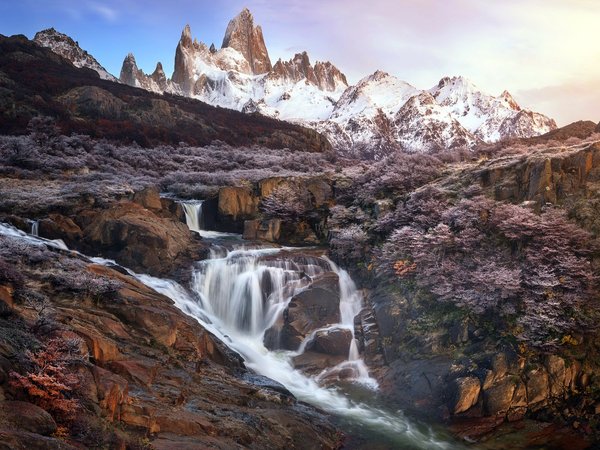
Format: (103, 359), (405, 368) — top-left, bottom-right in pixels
(10, 337), (83, 420)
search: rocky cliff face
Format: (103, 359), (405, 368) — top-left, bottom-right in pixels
(33, 28), (117, 82)
(221, 8), (272, 74)
(120, 53), (169, 94)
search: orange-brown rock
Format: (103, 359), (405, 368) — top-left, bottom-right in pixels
(38, 213), (82, 244)
(132, 185), (162, 211)
(79, 201), (207, 276)
(0, 284), (14, 309)
(221, 8), (272, 74)
(243, 218), (281, 242)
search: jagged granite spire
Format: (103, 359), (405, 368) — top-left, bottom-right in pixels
(221, 8), (272, 74)
(271, 51), (347, 92)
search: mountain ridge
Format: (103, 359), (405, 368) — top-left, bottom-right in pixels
(32, 10), (557, 157)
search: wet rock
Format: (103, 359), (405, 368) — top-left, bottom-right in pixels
(278, 272), (341, 350)
(243, 218), (281, 242)
(292, 351), (346, 375)
(307, 328), (352, 356)
(380, 357), (453, 417)
(452, 377), (481, 414)
(241, 373), (293, 398)
(1, 401), (57, 436)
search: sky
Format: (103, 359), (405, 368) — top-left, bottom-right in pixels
(1, 0), (599, 126)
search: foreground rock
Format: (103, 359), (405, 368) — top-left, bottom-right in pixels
(0, 232), (342, 449)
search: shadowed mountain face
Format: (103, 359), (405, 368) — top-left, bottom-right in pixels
(0, 34), (331, 152)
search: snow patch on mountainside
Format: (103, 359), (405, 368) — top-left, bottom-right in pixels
(34, 9), (557, 158)
(34, 28), (118, 82)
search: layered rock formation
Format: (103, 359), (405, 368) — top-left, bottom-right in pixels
(270, 51), (348, 92)
(120, 53), (168, 93)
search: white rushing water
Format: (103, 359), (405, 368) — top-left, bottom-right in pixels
(0, 222), (458, 449)
(179, 199), (240, 239)
(139, 245), (455, 449)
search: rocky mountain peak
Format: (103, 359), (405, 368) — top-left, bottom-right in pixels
(119, 53), (141, 86)
(222, 8), (272, 74)
(270, 51), (347, 92)
(33, 27), (117, 82)
(181, 24), (193, 48)
(500, 90), (521, 111)
(366, 70), (391, 83)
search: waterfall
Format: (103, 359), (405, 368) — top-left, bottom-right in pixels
(140, 246), (456, 449)
(0, 222), (458, 449)
(179, 199), (238, 239)
(31, 220), (39, 236)
(181, 200), (204, 233)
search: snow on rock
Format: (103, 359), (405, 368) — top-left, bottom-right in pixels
(33, 28), (118, 82)
(39, 8), (554, 158)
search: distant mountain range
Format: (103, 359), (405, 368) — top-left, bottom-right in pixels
(33, 8), (557, 158)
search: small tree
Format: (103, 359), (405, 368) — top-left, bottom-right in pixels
(10, 337), (84, 420)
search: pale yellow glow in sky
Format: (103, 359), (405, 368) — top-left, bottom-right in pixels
(254, 0), (600, 125)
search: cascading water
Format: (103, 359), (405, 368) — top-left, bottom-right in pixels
(31, 220), (39, 236)
(180, 200), (204, 233)
(142, 246), (458, 449)
(0, 222), (461, 449)
(178, 199), (238, 239)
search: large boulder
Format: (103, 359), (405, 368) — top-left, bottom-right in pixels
(80, 201), (206, 277)
(217, 186), (259, 232)
(268, 272), (341, 351)
(0, 401), (57, 436)
(292, 351), (346, 375)
(132, 185), (162, 211)
(306, 328), (353, 357)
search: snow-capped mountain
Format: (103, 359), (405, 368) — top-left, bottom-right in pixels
(33, 10), (557, 157)
(313, 72), (556, 157)
(33, 28), (118, 82)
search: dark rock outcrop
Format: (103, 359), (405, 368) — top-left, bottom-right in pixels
(272, 272), (341, 351)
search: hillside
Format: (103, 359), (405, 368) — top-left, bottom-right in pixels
(0, 34), (330, 152)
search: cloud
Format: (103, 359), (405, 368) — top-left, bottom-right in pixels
(518, 78), (600, 126)
(87, 2), (119, 22)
